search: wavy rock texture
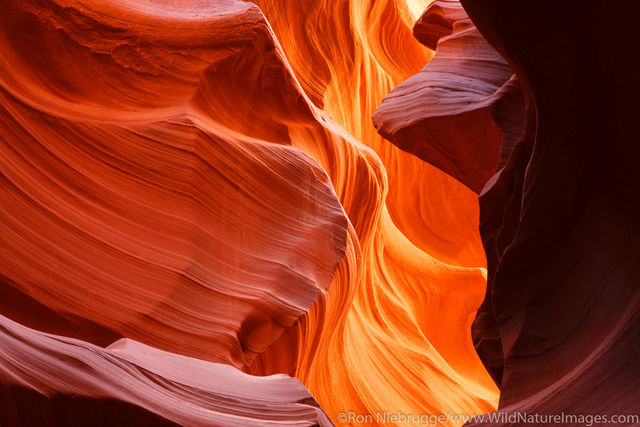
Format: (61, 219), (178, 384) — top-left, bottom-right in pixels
(450, 0), (640, 423)
(370, 0), (527, 389)
(245, 0), (499, 422)
(373, 0), (524, 194)
(0, 0), (347, 422)
(0, 314), (332, 426)
(0, 0), (351, 368)
(0, 0), (503, 425)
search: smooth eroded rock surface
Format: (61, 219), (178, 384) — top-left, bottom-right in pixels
(459, 0), (640, 422)
(0, 0), (510, 425)
(373, 0), (524, 194)
(0, 314), (332, 426)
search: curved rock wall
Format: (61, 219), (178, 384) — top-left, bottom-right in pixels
(0, 0), (499, 425)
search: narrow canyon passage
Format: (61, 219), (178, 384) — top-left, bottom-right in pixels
(244, 0), (500, 422)
(3, 0), (638, 426)
(0, 0), (497, 424)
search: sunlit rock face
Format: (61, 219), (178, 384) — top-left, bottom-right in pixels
(0, 0), (354, 372)
(371, 0), (527, 388)
(0, 0), (348, 423)
(0, 0), (586, 425)
(6, 0), (638, 424)
(246, 0), (499, 423)
(372, 0), (639, 423)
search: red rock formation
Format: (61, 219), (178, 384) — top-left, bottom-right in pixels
(367, 0), (640, 423)
(371, 0), (526, 392)
(373, 0), (524, 194)
(0, 314), (332, 426)
(0, 0), (508, 425)
(365, 0), (640, 423)
(0, 0), (347, 422)
(247, 0), (500, 422)
(0, 0), (350, 369)
(462, 0), (640, 420)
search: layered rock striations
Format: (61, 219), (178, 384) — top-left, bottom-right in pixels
(373, 0), (524, 194)
(0, 314), (332, 426)
(247, 0), (499, 422)
(7, 0), (635, 424)
(13, 0), (629, 424)
(0, 0), (352, 370)
(1, 0), (500, 425)
(371, 0), (640, 423)
(372, 0), (527, 391)
(0, 0), (347, 422)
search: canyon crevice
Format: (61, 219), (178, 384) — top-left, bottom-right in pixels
(1, 0), (638, 425)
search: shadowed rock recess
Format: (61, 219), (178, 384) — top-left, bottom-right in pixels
(1, 0), (638, 426)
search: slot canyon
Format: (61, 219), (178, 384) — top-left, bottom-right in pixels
(1, 0), (639, 425)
